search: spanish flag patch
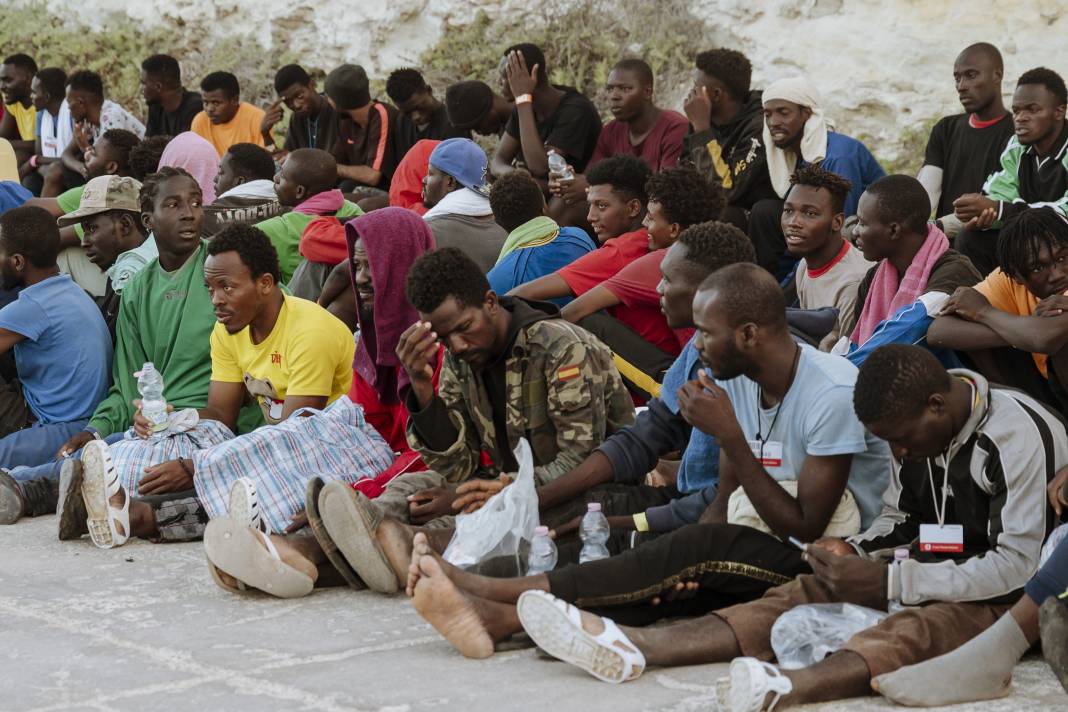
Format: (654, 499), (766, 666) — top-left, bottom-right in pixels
(557, 365), (581, 382)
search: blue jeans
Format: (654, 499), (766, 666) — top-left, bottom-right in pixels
(1027, 529), (1068, 606)
(8, 431), (124, 483)
(0, 419), (89, 471)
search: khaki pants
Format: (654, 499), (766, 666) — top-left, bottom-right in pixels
(717, 574), (1011, 677)
(373, 470), (456, 529)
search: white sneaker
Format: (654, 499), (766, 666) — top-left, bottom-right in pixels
(714, 657), (792, 712)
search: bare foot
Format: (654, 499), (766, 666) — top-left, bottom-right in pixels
(406, 531), (435, 597)
(411, 555), (495, 659)
(376, 516), (415, 591)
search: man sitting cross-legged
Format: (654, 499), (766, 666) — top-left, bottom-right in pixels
(410, 342), (1062, 712)
(397, 262), (891, 657)
(929, 207), (1068, 414)
(311, 247), (634, 593)
(64, 224), (391, 554)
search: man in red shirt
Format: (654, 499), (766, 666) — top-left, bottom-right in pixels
(549, 59), (689, 224)
(510, 154), (651, 304)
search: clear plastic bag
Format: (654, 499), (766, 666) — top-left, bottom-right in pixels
(771, 603), (888, 669)
(443, 438), (539, 571)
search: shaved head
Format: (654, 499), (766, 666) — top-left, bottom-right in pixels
(697, 262), (787, 331)
(285, 148), (337, 194)
(957, 42), (1003, 72)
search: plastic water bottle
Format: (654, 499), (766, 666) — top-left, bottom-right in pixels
(547, 150), (574, 182)
(527, 526), (558, 574)
(579, 503), (610, 563)
(136, 362), (169, 433)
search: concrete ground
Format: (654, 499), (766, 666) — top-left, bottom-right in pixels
(1, 515), (1065, 712)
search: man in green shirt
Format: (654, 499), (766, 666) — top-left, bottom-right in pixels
(255, 148), (361, 284)
(5, 166), (260, 525)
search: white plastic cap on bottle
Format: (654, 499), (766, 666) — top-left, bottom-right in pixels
(534, 526), (549, 536)
(894, 548), (909, 561)
(587, 503), (602, 512)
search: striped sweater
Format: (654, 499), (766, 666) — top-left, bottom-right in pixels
(851, 369), (1067, 605)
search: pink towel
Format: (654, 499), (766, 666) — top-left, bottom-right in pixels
(851, 223), (949, 345)
(159, 132), (219, 204)
(294, 188), (345, 215)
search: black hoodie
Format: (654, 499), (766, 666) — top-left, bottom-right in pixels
(681, 90), (777, 211)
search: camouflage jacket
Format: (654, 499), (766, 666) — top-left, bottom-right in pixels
(406, 299), (634, 486)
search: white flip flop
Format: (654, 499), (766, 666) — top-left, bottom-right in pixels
(228, 477), (269, 534)
(516, 589), (645, 684)
(203, 516), (313, 598)
(714, 657), (793, 712)
(80, 440), (129, 549)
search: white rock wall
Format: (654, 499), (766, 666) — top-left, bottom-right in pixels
(35, 0), (1068, 166)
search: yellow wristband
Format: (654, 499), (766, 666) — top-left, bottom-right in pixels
(515, 93), (533, 105)
(633, 512), (650, 532)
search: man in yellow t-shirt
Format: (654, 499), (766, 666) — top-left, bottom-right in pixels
(1, 53), (38, 163)
(190, 71), (267, 156)
(929, 207), (1068, 412)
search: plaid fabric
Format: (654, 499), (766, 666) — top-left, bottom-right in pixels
(153, 495), (209, 542)
(110, 419), (235, 497)
(192, 397), (394, 532)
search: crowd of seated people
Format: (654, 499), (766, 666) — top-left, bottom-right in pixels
(0, 39), (1066, 709)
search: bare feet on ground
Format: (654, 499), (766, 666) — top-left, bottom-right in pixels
(411, 555), (495, 659)
(406, 531), (435, 596)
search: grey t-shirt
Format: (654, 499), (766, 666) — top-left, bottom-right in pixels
(425, 214), (508, 273)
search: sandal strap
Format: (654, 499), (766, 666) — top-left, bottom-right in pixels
(252, 528), (280, 561)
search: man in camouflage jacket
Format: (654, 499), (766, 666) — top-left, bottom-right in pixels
(379, 247), (634, 529)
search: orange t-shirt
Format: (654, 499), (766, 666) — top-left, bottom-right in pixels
(190, 102), (266, 156)
(974, 268), (1062, 376)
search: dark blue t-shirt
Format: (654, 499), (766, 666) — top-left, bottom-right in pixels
(0, 274), (112, 423)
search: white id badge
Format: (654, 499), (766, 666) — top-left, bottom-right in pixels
(42, 136), (59, 156)
(747, 440), (783, 468)
(919, 523), (964, 553)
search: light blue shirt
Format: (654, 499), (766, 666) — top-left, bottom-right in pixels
(716, 345), (891, 528)
(0, 274), (112, 423)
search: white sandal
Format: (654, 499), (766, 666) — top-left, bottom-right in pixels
(714, 657), (793, 712)
(228, 477), (269, 534)
(516, 590), (645, 684)
(203, 516), (313, 598)
(80, 439), (129, 549)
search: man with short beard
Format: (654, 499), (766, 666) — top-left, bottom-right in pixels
(955, 67), (1068, 276)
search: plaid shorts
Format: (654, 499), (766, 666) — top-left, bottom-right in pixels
(152, 495), (209, 542)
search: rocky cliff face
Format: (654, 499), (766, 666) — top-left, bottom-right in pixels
(38, 0), (1068, 167)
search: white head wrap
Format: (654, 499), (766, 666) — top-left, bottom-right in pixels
(762, 77), (833, 197)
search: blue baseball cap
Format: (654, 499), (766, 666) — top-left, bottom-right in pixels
(428, 138), (489, 196)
